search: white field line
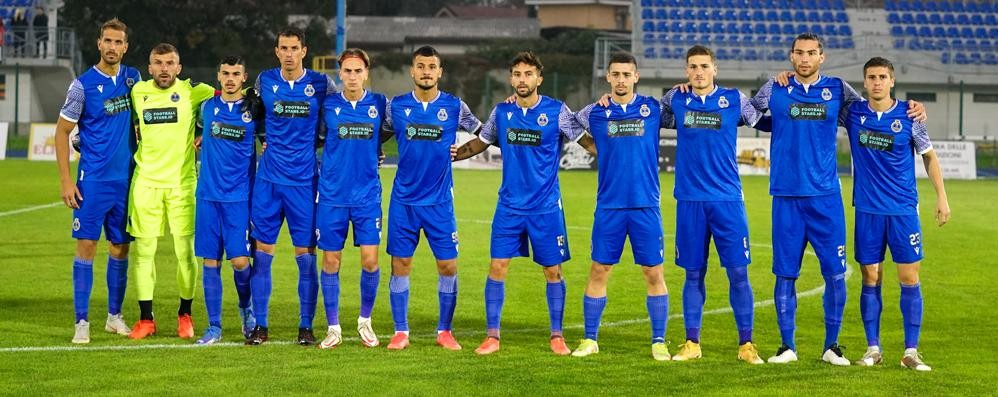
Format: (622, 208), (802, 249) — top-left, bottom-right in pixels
(0, 216), (850, 353)
(0, 202), (62, 217)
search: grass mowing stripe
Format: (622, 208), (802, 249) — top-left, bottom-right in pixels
(0, 201), (62, 217)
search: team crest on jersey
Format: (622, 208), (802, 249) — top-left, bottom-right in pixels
(368, 105), (378, 119)
(640, 104), (651, 117)
(860, 116), (866, 125)
(537, 113), (549, 126)
(891, 119), (903, 132)
(404, 108), (412, 117)
(304, 84), (315, 97)
(821, 88), (832, 101)
(214, 107), (220, 116)
(97, 85), (104, 93)
(437, 108), (448, 121)
(506, 111), (513, 120)
(126, 78), (135, 87)
(72, 218), (80, 231)
(171, 92), (180, 102)
(718, 96), (729, 108)
(334, 107), (341, 116)
(604, 110), (612, 118)
(242, 111), (252, 123)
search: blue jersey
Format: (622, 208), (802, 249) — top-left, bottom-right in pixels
(845, 99), (933, 216)
(318, 90), (387, 207)
(479, 96), (584, 214)
(254, 68), (336, 186)
(385, 91), (482, 206)
(196, 96), (258, 202)
(59, 65), (141, 182)
(662, 86), (764, 201)
(576, 94), (662, 209)
(751, 75), (863, 196)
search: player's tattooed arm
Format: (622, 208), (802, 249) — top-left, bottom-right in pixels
(452, 138), (489, 161)
(577, 133), (597, 156)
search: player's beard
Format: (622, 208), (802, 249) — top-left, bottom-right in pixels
(155, 75), (176, 89)
(515, 85), (536, 98)
(415, 80), (436, 91)
(101, 51), (121, 66)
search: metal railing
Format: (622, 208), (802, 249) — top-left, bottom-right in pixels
(1, 26), (81, 71)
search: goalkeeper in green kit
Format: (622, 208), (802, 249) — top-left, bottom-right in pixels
(127, 43), (215, 339)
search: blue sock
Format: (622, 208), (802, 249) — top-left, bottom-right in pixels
(583, 295), (607, 340)
(647, 294), (669, 344)
(296, 253), (318, 329)
(682, 269), (706, 342)
(860, 283), (883, 347)
(726, 266), (754, 344)
(484, 278), (504, 336)
(823, 273), (847, 349)
(546, 280), (566, 336)
(359, 269), (380, 319)
(232, 265), (252, 309)
(250, 251), (273, 328)
(774, 276), (797, 350)
(106, 256), (128, 315)
(320, 271), (340, 326)
(389, 275), (410, 332)
(900, 283), (923, 349)
(72, 257), (94, 322)
(203, 264), (223, 327)
(438, 274), (458, 331)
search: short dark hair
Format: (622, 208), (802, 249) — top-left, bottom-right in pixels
(509, 51), (543, 75)
(863, 56), (895, 77)
(150, 43), (178, 57)
(219, 55), (245, 70)
(412, 45), (440, 62)
(607, 52), (637, 68)
(99, 18), (128, 41)
(276, 27), (305, 47)
(790, 32), (824, 54)
(685, 45), (716, 64)
(338, 48), (371, 68)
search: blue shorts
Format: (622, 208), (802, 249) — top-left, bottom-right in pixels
(854, 211), (924, 265)
(386, 200), (458, 260)
(675, 200), (751, 270)
(772, 194), (847, 278)
(490, 204), (570, 267)
(195, 199), (251, 260)
(72, 178), (131, 244)
(251, 178), (316, 247)
(592, 207), (664, 266)
(316, 202), (383, 252)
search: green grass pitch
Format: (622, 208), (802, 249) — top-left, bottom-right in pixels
(1, 159), (996, 395)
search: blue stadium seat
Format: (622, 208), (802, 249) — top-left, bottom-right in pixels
(696, 9), (709, 20)
(770, 35), (783, 46)
(811, 25), (825, 36)
(641, 0), (653, 6)
(942, 13), (955, 25)
(961, 27), (974, 38)
(770, 49), (784, 61)
(885, 0), (897, 10)
(656, 0), (668, 5)
(654, 21), (666, 31)
(970, 52), (982, 64)
(745, 49), (759, 61)
(929, 13), (941, 25)
(887, 12), (900, 24)
(723, 10), (736, 20)
(966, 39), (979, 51)
(731, 48), (742, 60)
(891, 26), (903, 36)
(936, 38), (950, 49)
(658, 33), (670, 43)
(971, 14), (983, 26)
(893, 38), (905, 49)
(796, 23), (808, 33)
(779, 10), (792, 22)
(807, 11), (820, 22)
(782, 23), (795, 35)
(683, 9), (695, 20)
(644, 47), (657, 59)
(982, 2), (995, 12)
(901, 13), (913, 24)
(955, 53), (970, 65)
(826, 24), (839, 36)
(670, 8), (681, 19)
(985, 53), (997, 66)
(752, 10), (765, 20)
(711, 10), (724, 20)
(766, 10), (778, 21)
(976, 28), (988, 39)
(940, 51), (950, 64)
(981, 40), (993, 51)
(685, 34), (698, 45)
(932, 26), (945, 37)
(843, 37), (854, 48)
(918, 26), (931, 37)
(712, 22), (724, 33)
(754, 22), (767, 35)
(726, 22), (738, 33)
(839, 25), (851, 36)
(991, 28), (998, 39)
(915, 13), (927, 25)
(643, 33), (656, 44)
(768, 23), (780, 35)
(794, 10), (806, 21)
(898, 0), (910, 11)
(831, 0), (844, 8)
(904, 26), (917, 36)
(717, 48), (730, 60)
(655, 9), (667, 19)
(924, 0), (937, 11)
(957, 14), (969, 25)
(698, 22), (711, 33)
(740, 23), (753, 35)
(951, 38), (963, 49)
(911, 0), (923, 11)
(967, 1), (979, 12)
(947, 26), (959, 37)
(643, 21), (655, 32)
(835, 11), (848, 23)
(827, 37), (841, 49)
(642, 9), (653, 20)
(938, 0), (950, 11)
(987, 15), (997, 27)
(729, 35), (741, 46)
(714, 34), (727, 45)
(821, 11), (834, 23)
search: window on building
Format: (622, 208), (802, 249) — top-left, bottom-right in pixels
(906, 92), (937, 102)
(974, 93), (998, 103)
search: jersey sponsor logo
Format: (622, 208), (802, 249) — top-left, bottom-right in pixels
(210, 121), (247, 142)
(142, 107), (179, 124)
(437, 108), (448, 121)
(788, 103), (827, 120)
(891, 119), (903, 132)
(858, 130), (895, 151)
(273, 101), (310, 118)
(241, 111), (253, 123)
(304, 84), (315, 97)
(682, 110), (722, 130)
(639, 104), (651, 117)
(368, 105), (379, 119)
(337, 123), (375, 139)
(506, 128), (542, 146)
(821, 87), (832, 101)
(103, 95), (131, 115)
(537, 113), (549, 126)
(607, 119), (645, 137)
(171, 92), (180, 102)
(405, 123), (443, 141)
(718, 96), (729, 108)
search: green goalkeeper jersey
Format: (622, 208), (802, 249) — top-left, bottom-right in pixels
(131, 78), (215, 187)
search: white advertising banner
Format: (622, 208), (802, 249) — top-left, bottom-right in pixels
(0, 122), (8, 160)
(28, 123), (79, 161)
(452, 131), (502, 170)
(735, 137), (771, 176)
(914, 140), (976, 180)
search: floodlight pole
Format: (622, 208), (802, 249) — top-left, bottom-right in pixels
(335, 0), (346, 56)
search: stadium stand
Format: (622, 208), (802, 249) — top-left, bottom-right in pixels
(885, 0), (998, 65)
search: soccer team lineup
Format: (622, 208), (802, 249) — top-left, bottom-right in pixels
(55, 17), (951, 371)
